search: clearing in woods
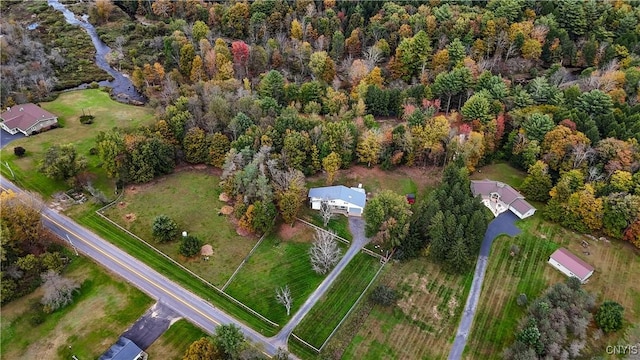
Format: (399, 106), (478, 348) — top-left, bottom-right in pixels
(465, 215), (640, 358)
(103, 170), (257, 287)
(334, 258), (473, 360)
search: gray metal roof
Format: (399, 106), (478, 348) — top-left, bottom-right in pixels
(308, 186), (366, 208)
(99, 337), (144, 360)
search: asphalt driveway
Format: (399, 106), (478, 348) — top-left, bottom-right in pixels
(0, 130), (24, 149)
(121, 302), (181, 350)
(448, 211), (521, 360)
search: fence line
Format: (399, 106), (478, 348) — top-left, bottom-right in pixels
(94, 210), (278, 328)
(295, 218), (350, 245)
(222, 232), (267, 291)
(319, 259), (388, 351)
(290, 333), (321, 353)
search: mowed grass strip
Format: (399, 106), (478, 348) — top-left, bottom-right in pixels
(464, 231), (559, 359)
(293, 252), (381, 349)
(340, 257), (473, 360)
(103, 171), (256, 287)
(145, 319), (208, 360)
(0, 89), (155, 197)
(0, 256), (152, 360)
(464, 215), (640, 359)
(74, 209), (278, 336)
(224, 233), (330, 325)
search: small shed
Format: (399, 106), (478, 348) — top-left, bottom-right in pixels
(548, 248), (594, 283)
(201, 244), (213, 259)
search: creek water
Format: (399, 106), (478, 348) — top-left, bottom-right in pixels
(47, 0), (146, 103)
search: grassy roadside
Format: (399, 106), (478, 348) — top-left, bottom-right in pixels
(145, 320), (208, 360)
(0, 256), (152, 360)
(74, 208), (279, 336)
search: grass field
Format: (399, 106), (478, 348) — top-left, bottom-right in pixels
(293, 252), (382, 350)
(0, 256), (152, 360)
(224, 229), (333, 325)
(145, 320), (208, 360)
(0, 89), (155, 197)
(465, 215), (640, 359)
(301, 208), (353, 242)
(470, 162), (527, 189)
(335, 257), (473, 360)
(103, 171), (256, 287)
(307, 165), (441, 198)
(72, 207), (278, 335)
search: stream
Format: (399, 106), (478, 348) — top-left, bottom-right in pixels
(47, 0), (146, 104)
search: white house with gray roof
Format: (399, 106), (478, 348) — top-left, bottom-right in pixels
(308, 185), (366, 216)
(471, 180), (536, 219)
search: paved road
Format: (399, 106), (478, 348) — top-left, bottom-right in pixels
(448, 211), (521, 360)
(0, 176), (282, 357)
(272, 216), (370, 346)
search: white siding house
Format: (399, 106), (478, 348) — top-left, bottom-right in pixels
(0, 103), (58, 136)
(470, 180), (536, 219)
(308, 185), (366, 216)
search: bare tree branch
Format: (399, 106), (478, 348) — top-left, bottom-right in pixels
(275, 285), (293, 316)
(309, 229), (341, 274)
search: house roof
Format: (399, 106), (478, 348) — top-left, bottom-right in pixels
(0, 104), (57, 132)
(549, 248), (594, 280)
(99, 337), (143, 360)
(510, 198), (534, 215)
(471, 180), (535, 214)
(308, 186), (366, 208)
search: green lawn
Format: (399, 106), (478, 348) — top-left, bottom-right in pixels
(470, 162), (527, 189)
(1, 89), (155, 197)
(464, 231), (559, 359)
(103, 171), (256, 287)
(293, 252), (381, 350)
(465, 216), (640, 359)
(72, 208), (278, 336)
(302, 208), (353, 241)
(334, 258), (473, 360)
(0, 256), (152, 360)
(145, 320), (208, 360)
(224, 232), (332, 325)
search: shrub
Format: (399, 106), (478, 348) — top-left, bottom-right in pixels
(179, 235), (203, 257)
(370, 285), (398, 306)
(152, 215), (179, 242)
(595, 301), (624, 333)
(79, 114), (94, 124)
(13, 146), (26, 157)
(88, 147), (98, 155)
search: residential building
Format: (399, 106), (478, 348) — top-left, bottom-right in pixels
(0, 103), (58, 136)
(308, 185), (366, 216)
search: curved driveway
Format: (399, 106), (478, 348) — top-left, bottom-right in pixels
(448, 211), (521, 360)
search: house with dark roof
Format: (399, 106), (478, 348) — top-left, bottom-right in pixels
(548, 248), (595, 283)
(470, 180), (536, 219)
(99, 337), (147, 360)
(308, 185), (366, 216)
(0, 103), (58, 136)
